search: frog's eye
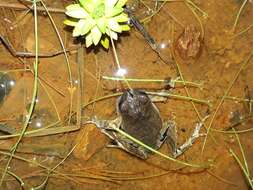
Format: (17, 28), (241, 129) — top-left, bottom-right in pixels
(139, 94), (149, 104)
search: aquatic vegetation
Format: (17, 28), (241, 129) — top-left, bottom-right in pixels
(64, 0), (130, 48)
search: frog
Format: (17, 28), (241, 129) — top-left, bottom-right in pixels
(93, 89), (178, 159)
(175, 25), (202, 60)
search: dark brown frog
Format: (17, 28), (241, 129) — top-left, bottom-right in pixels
(94, 89), (177, 159)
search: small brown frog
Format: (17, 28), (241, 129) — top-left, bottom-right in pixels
(175, 25), (202, 60)
(94, 89), (177, 159)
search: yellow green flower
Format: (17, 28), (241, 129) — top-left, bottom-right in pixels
(64, 0), (130, 49)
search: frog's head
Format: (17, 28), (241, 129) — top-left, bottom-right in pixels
(117, 89), (151, 120)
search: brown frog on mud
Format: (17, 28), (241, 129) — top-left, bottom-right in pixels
(94, 89), (177, 159)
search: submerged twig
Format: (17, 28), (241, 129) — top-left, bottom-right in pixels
(202, 50), (253, 154)
(40, 0), (74, 125)
(233, 23), (253, 38)
(232, 0), (249, 32)
(0, 168), (24, 188)
(0, 2), (65, 13)
(0, 35), (76, 58)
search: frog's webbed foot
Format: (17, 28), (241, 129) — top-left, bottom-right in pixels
(173, 116), (208, 158)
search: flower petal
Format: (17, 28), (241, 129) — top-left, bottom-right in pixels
(106, 29), (118, 40)
(108, 19), (122, 33)
(85, 32), (93, 47)
(91, 26), (102, 45)
(79, 0), (95, 13)
(73, 18), (96, 37)
(105, 0), (118, 8)
(105, 6), (123, 17)
(117, 0), (127, 7)
(113, 13), (129, 22)
(96, 18), (106, 33)
(65, 4), (89, 18)
(120, 24), (130, 31)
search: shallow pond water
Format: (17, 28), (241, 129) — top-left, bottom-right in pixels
(0, 0), (252, 189)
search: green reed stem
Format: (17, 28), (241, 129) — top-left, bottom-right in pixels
(102, 76), (203, 89)
(112, 127), (209, 168)
(0, 0), (39, 186)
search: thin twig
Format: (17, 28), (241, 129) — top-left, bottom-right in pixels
(0, 2), (65, 13)
(232, 0), (248, 32)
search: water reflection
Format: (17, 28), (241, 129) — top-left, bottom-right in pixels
(115, 68), (127, 77)
(0, 72), (15, 103)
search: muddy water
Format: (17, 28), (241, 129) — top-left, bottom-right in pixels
(0, 0), (252, 189)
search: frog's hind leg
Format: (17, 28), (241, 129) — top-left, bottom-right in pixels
(107, 139), (148, 159)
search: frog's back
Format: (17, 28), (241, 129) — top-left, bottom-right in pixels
(118, 89), (163, 149)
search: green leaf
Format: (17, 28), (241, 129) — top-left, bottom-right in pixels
(63, 19), (78, 26)
(91, 26), (102, 45)
(117, 0), (128, 7)
(105, 7), (123, 17)
(65, 4), (89, 18)
(113, 13), (129, 22)
(108, 19), (122, 32)
(85, 32), (93, 47)
(79, 0), (94, 13)
(120, 24), (130, 31)
(100, 37), (109, 49)
(96, 18), (106, 33)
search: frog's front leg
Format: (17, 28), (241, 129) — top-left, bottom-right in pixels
(173, 116), (208, 158)
(158, 120), (177, 154)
